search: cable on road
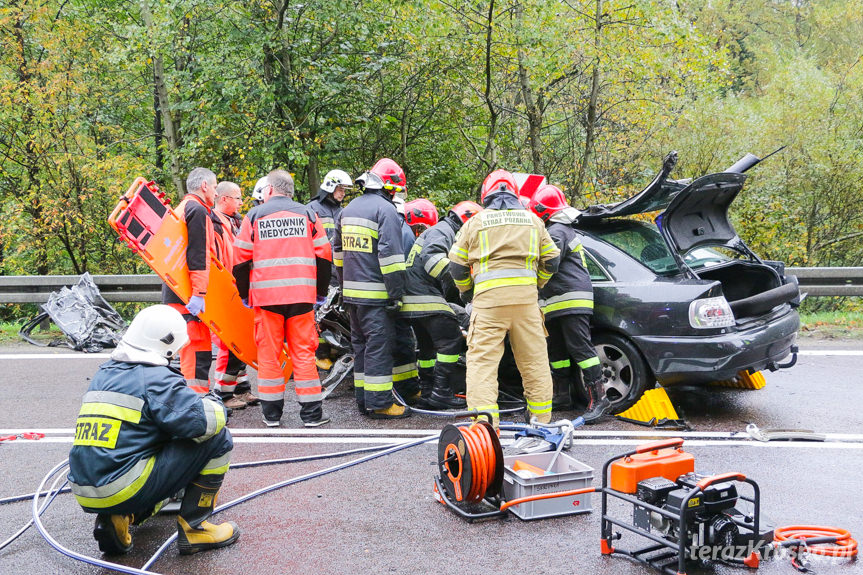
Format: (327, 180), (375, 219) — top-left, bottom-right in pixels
(20, 431), (450, 575)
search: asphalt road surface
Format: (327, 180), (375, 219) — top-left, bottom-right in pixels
(1, 335), (861, 575)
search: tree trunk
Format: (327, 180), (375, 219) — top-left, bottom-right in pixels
(516, 4), (543, 174)
(153, 68), (164, 174)
(11, 1), (49, 274)
(480, 0), (498, 174)
(572, 0), (603, 203)
(139, 0), (184, 195)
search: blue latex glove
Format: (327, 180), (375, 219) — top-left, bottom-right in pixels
(186, 295), (205, 316)
(241, 298), (251, 309)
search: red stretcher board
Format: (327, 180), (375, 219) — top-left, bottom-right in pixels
(108, 178), (292, 377)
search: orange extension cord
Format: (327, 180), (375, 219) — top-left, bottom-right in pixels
(774, 525), (858, 558)
(458, 424), (497, 502)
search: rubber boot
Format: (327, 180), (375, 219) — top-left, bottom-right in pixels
(551, 370), (574, 410)
(176, 474), (240, 555)
(93, 513), (133, 555)
(427, 363), (467, 410)
(368, 403), (412, 420)
(581, 379), (613, 424)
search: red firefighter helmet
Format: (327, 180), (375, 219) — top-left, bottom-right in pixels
(404, 198), (439, 236)
(370, 158), (406, 196)
(529, 184), (569, 222)
(450, 201), (483, 224)
(480, 169), (518, 203)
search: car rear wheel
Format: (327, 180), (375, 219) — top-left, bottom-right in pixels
(589, 332), (653, 413)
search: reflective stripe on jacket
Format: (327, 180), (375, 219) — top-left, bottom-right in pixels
(333, 190), (406, 306)
(161, 194), (214, 305)
(401, 216), (461, 317)
(67, 360), (228, 509)
(234, 196), (332, 307)
(212, 209), (236, 271)
(307, 191), (342, 243)
(448, 207), (559, 308)
(538, 222), (594, 318)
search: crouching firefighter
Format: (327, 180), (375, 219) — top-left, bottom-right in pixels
(400, 201), (482, 408)
(67, 305), (239, 556)
(529, 185), (611, 424)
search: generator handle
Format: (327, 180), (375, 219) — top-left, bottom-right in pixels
(696, 472), (746, 490)
(634, 438), (684, 454)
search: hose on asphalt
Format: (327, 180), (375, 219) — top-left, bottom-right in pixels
(22, 432), (449, 575)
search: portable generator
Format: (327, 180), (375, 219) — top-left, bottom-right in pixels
(600, 438), (773, 574)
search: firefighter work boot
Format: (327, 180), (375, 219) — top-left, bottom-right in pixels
(93, 513), (133, 555)
(582, 379), (613, 424)
(177, 478), (240, 555)
(427, 380), (467, 410)
(368, 403), (412, 420)
(551, 372), (574, 410)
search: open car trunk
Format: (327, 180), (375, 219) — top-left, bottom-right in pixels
(695, 261), (800, 319)
(660, 172), (800, 320)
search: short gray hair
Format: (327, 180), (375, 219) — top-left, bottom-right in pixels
(216, 181), (241, 198)
(186, 167), (217, 194)
(267, 169), (294, 198)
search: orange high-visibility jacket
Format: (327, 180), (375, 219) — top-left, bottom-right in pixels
(161, 194), (215, 306)
(233, 196), (332, 307)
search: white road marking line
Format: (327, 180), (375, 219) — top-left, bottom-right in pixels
(0, 353), (112, 360)
(6, 435), (863, 449)
(797, 350), (863, 356)
(6, 428), (863, 441)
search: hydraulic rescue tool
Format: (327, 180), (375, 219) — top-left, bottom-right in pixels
(433, 417), (594, 521)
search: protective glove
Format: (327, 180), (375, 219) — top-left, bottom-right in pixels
(186, 295), (205, 316)
(241, 298), (251, 309)
(459, 289), (474, 305)
(384, 299), (403, 313)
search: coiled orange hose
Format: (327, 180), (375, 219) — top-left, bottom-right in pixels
(775, 525), (858, 558)
(459, 424), (498, 503)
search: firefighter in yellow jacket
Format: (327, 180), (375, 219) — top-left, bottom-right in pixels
(448, 170), (561, 426)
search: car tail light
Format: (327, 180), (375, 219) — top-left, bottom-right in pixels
(689, 296), (735, 329)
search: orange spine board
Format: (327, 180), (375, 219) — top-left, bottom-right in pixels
(609, 448), (695, 493)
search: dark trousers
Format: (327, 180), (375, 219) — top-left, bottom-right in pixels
(81, 428), (233, 518)
(350, 305), (396, 411)
(546, 314), (602, 384)
(410, 314), (466, 394)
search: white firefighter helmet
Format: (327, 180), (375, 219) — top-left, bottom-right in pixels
(320, 169), (353, 194)
(354, 171), (385, 192)
(111, 305), (190, 366)
(252, 177), (269, 202)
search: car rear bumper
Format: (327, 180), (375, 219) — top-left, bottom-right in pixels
(633, 309), (800, 385)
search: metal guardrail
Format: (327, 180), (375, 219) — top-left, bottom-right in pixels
(0, 275), (162, 303)
(788, 267), (863, 297)
(0, 268), (861, 303)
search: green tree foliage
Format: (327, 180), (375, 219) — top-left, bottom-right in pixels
(1, 0), (861, 280)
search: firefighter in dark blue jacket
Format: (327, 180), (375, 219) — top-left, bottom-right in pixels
(68, 305), (240, 555)
(333, 158), (418, 419)
(401, 201), (482, 408)
(529, 185), (611, 424)
(308, 169), (352, 370)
